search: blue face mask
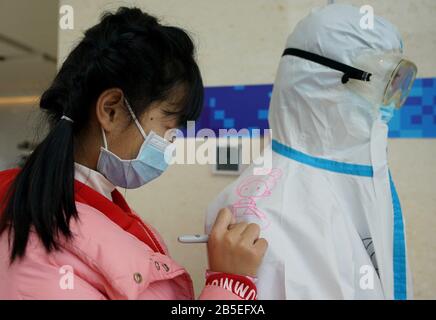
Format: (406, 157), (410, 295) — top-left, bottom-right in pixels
(379, 102), (396, 124)
(96, 99), (175, 189)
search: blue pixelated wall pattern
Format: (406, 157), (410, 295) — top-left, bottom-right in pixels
(195, 78), (436, 138)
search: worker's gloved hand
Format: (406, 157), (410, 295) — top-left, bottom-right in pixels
(207, 208), (268, 277)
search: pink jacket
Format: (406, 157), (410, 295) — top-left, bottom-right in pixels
(0, 169), (254, 300)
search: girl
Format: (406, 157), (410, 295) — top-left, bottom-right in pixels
(0, 7), (267, 300)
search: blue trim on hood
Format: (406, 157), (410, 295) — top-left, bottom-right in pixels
(271, 139), (374, 177)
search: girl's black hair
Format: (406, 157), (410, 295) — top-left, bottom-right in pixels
(0, 7), (204, 262)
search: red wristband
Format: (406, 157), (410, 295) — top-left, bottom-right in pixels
(205, 272), (258, 300)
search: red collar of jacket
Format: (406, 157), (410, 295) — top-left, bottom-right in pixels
(74, 179), (166, 255)
(0, 168), (165, 255)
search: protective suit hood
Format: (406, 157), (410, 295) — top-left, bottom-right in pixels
(269, 3), (403, 164)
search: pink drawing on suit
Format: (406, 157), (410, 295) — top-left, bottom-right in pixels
(230, 168), (282, 230)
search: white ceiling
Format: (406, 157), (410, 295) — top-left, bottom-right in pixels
(0, 0), (59, 97)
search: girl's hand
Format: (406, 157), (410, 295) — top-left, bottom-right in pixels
(207, 208), (268, 277)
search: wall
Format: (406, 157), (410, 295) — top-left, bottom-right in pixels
(0, 105), (43, 170)
(57, 0), (436, 299)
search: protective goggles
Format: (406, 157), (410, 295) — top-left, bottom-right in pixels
(282, 48), (417, 109)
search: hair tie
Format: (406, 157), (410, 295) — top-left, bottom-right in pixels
(61, 115), (74, 123)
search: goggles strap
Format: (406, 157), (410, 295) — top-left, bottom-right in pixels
(282, 48), (372, 84)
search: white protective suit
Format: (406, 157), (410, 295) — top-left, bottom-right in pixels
(205, 4), (412, 299)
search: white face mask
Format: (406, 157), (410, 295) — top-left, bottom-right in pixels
(96, 98), (175, 189)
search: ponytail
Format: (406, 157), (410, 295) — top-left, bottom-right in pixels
(0, 118), (76, 261)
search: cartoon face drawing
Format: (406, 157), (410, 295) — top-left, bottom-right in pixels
(230, 168), (282, 230)
(237, 179), (271, 198)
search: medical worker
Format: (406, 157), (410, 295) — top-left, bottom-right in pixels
(206, 3), (416, 299)
(0, 7), (267, 299)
